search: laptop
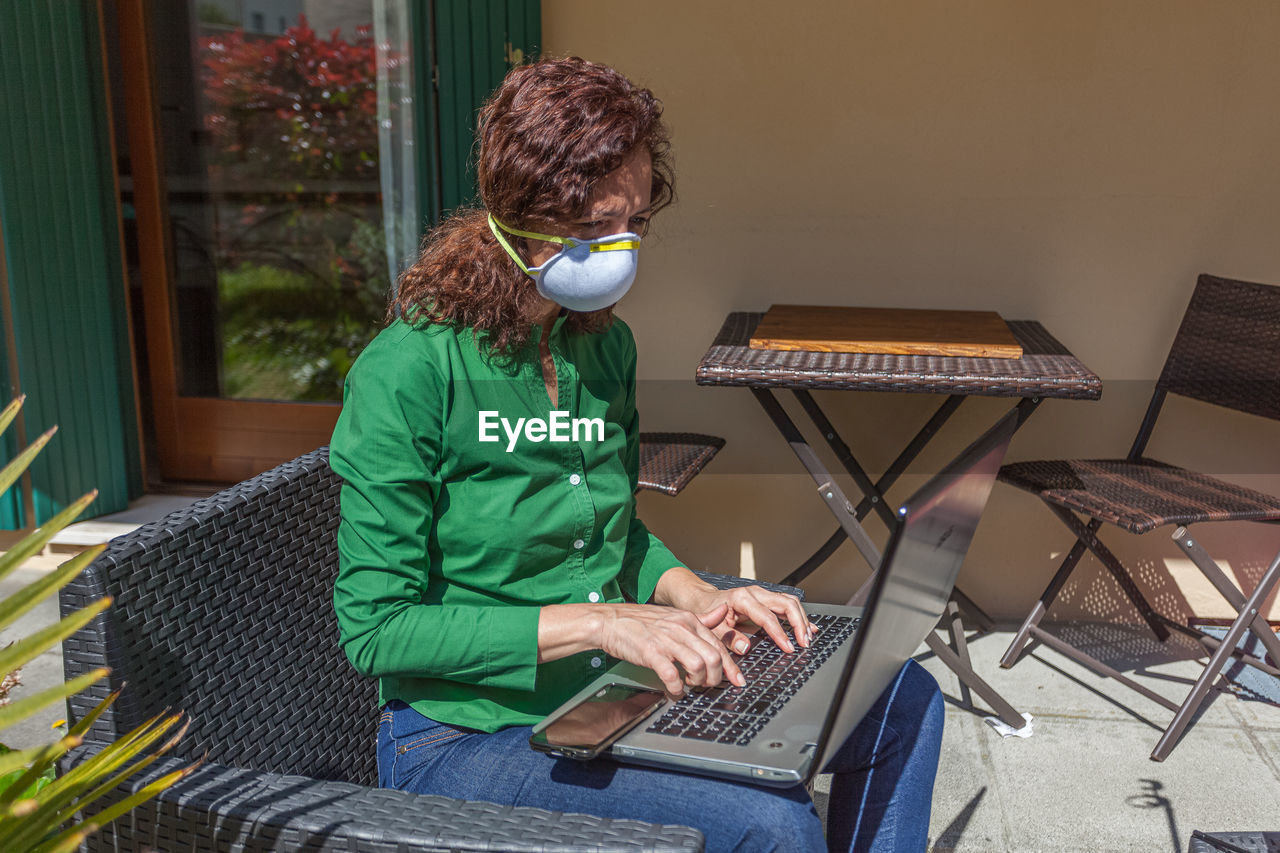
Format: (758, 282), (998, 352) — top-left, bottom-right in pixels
(530, 410), (1017, 787)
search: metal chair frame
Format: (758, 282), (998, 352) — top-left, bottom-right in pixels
(999, 274), (1280, 761)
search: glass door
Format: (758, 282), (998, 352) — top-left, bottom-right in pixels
(116, 0), (398, 482)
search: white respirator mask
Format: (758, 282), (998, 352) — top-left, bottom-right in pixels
(488, 213), (641, 312)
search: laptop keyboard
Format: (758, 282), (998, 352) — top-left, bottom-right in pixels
(643, 612), (860, 745)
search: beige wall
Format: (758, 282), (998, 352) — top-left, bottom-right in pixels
(542, 1), (1280, 622)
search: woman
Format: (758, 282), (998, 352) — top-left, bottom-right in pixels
(331, 56), (943, 852)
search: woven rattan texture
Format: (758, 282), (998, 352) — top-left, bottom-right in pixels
(1157, 274), (1280, 421)
(637, 432), (726, 496)
(1189, 832), (1280, 853)
(696, 313), (1101, 399)
(693, 570), (804, 600)
(998, 458), (1280, 534)
(58, 449), (802, 850)
(74, 752), (704, 852)
(61, 449), (377, 785)
(72, 753), (701, 850)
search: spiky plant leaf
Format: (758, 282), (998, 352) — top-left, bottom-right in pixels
(11, 710), (186, 836)
(0, 397), (24, 439)
(0, 715), (190, 850)
(0, 735), (84, 812)
(0, 426), (56, 501)
(0, 597), (110, 683)
(0, 736), (82, 784)
(33, 760), (199, 853)
(65, 685), (123, 740)
(28, 828), (88, 853)
(0, 670), (107, 739)
(0, 400), (189, 851)
(0, 495), (99, 587)
(0, 543), (103, 632)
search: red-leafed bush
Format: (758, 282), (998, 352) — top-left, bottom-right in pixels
(200, 17), (378, 184)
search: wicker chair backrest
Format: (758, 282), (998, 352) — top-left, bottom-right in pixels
(61, 448), (379, 786)
(1156, 274), (1280, 421)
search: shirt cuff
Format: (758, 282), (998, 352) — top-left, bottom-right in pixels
(484, 605), (542, 692)
(633, 532), (684, 605)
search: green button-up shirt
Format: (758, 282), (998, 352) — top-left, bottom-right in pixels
(330, 312), (683, 732)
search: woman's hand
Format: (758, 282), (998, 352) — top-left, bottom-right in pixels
(537, 601), (745, 697)
(597, 602), (745, 696)
(653, 568), (815, 658)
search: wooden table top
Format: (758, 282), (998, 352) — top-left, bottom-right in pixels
(697, 312), (1102, 400)
(749, 304), (1024, 359)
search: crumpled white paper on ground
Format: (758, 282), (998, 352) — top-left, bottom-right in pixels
(984, 711), (1035, 738)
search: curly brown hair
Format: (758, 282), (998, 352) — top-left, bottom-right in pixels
(389, 57), (675, 357)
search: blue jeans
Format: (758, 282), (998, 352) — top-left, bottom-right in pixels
(377, 659), (943, 852)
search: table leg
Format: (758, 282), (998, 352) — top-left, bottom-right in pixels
(793, 390), (899, 530)
(771, 393), (967, 585)
(787, 391), (999, 627)
(944, 598), (974, 707)
(925, 633), (1026, 729)
(851, 395), (966, 523)
(750, 388), (883, 571)
(750, 387), (1042, 731)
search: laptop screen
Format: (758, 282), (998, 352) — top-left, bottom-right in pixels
(811, 411), (1016, 776)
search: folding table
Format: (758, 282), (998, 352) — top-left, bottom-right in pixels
(696, 310), (1103, 728)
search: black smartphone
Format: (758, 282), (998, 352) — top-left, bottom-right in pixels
(529, 682), (667, 760)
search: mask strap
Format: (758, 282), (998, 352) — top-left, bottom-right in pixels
(490, 214), (576, 246)
(486, 214), (533, 275)
(488, 213), (640, 270)
(488, 212), (583, 273)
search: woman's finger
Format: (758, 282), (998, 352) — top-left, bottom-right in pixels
(696, 602), (730, 629)
(646, 653), (686, 696)
(714, 636), (746, 686)
(676, 612), (728, 687)
(667, 635), (715, 689)
(773, 591), (814, 645)
(739, 589), (814, 649)
(770, 593), (814, 648)
(688, 617), (743, 687)
(736, 595), (796, 653)
(720, 627), (753, 656)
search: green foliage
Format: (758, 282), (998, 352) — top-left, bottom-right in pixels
(195, 3), (237, 28)
(0, 397), (195, 850)
(0, 745), (55, 802)
(218, 218), (388, 401)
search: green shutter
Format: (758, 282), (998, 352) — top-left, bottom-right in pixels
(0, 1), (142, 527)
(429, 0), (541, 215)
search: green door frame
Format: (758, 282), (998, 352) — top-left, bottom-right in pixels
(0, 0), (143, 528)
(413, 1), (541, 221)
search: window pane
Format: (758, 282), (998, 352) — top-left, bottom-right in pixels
(158, 2), (388, 402)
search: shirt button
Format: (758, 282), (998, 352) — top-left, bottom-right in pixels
(573, 538), (585, 550)
(588, 591), (601, 603)
(590, 656), (603, 668)
(569, 473), (582, 486)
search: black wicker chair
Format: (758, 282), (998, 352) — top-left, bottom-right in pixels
(59, 448), (800, 852)
(1189, 831), (1280, 853)
(997, 273), (1280, 761)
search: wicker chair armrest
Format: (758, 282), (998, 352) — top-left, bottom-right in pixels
(67, 747), (704, 853)
(691, 570), (805, 601)
(1188, 831), (1280, 853)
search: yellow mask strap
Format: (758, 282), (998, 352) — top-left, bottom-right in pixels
(590, 240), (641, 252)
(488, 214), (576, 246)
(488, 213), (640, 270)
